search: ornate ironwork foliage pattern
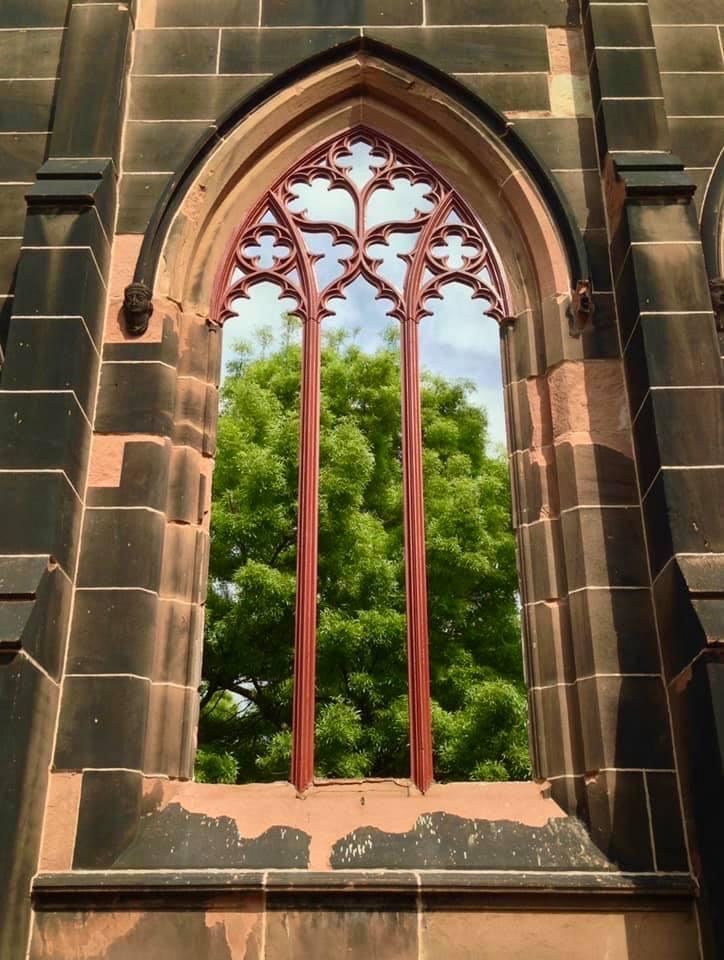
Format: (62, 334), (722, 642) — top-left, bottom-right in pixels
(213, 126), (510, 792)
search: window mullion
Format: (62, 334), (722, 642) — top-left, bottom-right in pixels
(290, 313), (321, 792)
(401, 314), (434, 793)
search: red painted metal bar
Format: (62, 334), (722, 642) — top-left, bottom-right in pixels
(400, 315), (434, 793)
(291, 315), (321, 791)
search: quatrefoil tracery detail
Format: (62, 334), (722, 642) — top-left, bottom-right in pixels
(218, 127), (509, 327)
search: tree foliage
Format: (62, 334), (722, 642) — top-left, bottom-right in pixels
(198, 323), (529, 783)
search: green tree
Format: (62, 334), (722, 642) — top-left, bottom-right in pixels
(198, 323), (529, 783)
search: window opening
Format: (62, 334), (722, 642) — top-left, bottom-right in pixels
(421, 285), (528, 782)
(205, 127), (522, 792)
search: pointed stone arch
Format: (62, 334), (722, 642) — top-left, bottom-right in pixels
(132, 38), (588, 315)
(117, 39), (595, 797)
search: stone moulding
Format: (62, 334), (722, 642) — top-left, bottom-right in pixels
(32, 869), (697, 904)
(128, 37), (589, 298)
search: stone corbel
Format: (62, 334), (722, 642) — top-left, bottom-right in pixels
(567, 280), (594, 337)
(122, 282), (154, 337)
(709, 278), (724, 332)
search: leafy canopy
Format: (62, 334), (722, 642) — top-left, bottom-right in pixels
(196, 322), (529, 784)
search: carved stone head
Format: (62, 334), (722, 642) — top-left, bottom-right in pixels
(567, 279), (594, 337)
(123, 282), (154, 336)
(710, 278), (724, 330)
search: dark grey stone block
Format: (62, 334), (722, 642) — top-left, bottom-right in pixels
(633, 387), (724, 495)
(547, 170), (605, 231)
(0, 238), (20, 292)
(514, 118), (597, 170)
(590, 47), (663, 101)
(0, 471), (81, 575)
(1, 316), (100, 417)
(54, 675), (149, 771)
(0, 185), (29, 238)
(265, 0), (422, 25)
(654, 25), (723, 72)
(23, 206), (111, 278)
(586, 4), (654, 48)
(134, 29), (219, 76)
(94, 361), (177, 436)
(522, 519), (567, 602)
(561, 506), (649, 591)
(0, 79), (55, 132)
(220, 27), (359, 74)
(583, 228), (612, 291)
(533, 683), (582, 778)
(458, 73), (550, 113)
(118, 173), (171, 234)
(366, 26), (550, 73)
(569, 587), (660, 677)
(123, 120), (214, 174)
(662, 73), (724, 118)
(0, 391), (90, 493)
(585, 771), (654, 871)
(0, 132), (49, 182)
(579, 675), (674, 771)
(650, 0), (724, 24)
(68, 589), (159, 678)
(653, 557), (717, 680)
(0, 653), (58, 960)
(669, 118), (724, 168)
(49, 2), (131, 161)
(615, 241), (713, 347)
(428, 0), (577, 25)
(643, 468), (724, 577)
(73, 771), (143, 869)
(77, 507), (165, 592)
(12, 248), (106, 345)
(0, 559), (72, 680)
(556, 442), (637, 511)
(595, 98), (670, 158)
(0, 29), (63, 79)
(0, 0), (68, 27)
(155, 0), (257, 26)
(129, 75), (262, 121)
(646, 771), (689, 872)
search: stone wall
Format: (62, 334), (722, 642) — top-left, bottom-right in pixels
(0, 1), (722, 958)
(651, 0), (724, 213)
(0, 1), (69, 360)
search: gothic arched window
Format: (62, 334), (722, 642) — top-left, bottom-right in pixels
(212, 127), (512, 792)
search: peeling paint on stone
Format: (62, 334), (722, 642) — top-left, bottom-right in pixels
(128, 779), (569, 871)
(114, 803), (311, 869)
(330, 812), (614, 871)
(30, 906), (264, 960)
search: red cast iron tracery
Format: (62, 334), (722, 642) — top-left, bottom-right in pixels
(213, 126), (510, 792)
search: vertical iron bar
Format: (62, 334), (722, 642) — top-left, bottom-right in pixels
(401, 317), (434, 792)
(290, 316), (321, 791)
